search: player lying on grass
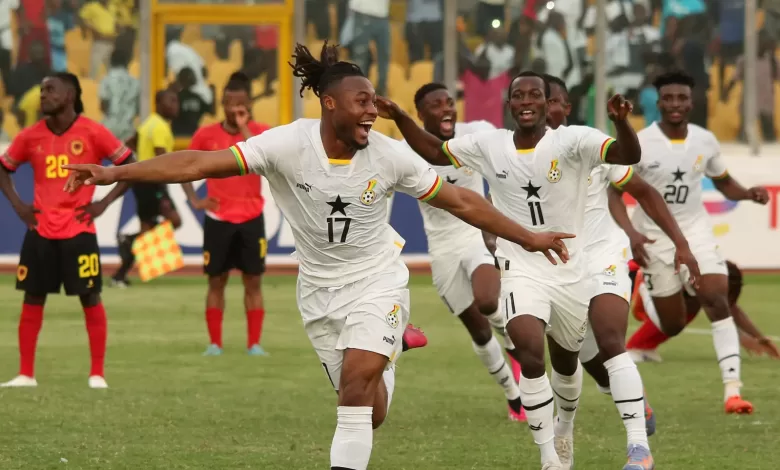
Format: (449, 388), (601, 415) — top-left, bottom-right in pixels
(379, 71), (649, 470)
(0, 73), (134, 389)
(63, 42), (573, 470)
(609, 71), (769, 415)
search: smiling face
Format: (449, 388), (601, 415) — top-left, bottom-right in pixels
(546, 82), (570, 129)
(507, 75), (548, 130)
(324, 75), (377, 150)
(657, 83), (692, 126)
(417, 88), (457, 140)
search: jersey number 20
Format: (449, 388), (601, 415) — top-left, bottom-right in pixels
(663, 185), (689, 204)
(327, 217), (352, 243)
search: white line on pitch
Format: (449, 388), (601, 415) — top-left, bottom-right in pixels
(681, 327), (780, 342)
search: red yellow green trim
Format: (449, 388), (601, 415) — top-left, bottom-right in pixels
(418, 175), (443, 202)
(611, 166), (634, 189)
(230, 145), (248, 175)
(711, 170), (729, 180)
(442, 142), (462, 168)
(600, 138), (616, 162)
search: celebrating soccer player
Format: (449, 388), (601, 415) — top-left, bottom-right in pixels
(0, 73), (133, 389)
(613, 71), (769, 415)
(380, 72), (646, 470)
(181, 72), (271, 356)
(407, 82), (526, 422)
(62, 43), (573, 470)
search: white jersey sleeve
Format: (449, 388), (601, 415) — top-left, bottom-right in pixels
(606, 164), (634, 188)
(392, 143), (443, 202)
(232, 125), (294, 176)
(565, 125), (617, 170)
(704, 136), (728, 179)
(441, 130), (493, 176)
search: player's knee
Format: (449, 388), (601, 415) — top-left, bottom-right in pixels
(242, 275), (262, 295)
(338, 377), (376, 408)
(23, 293), (46, 306)
(469, 326), (493, 346)
(371, 407), (387, 429)
(595, 333), (625, 360)
(79, 293), (101, 308)
(661, 318), (686, 337)
(474, 295), (499, 317)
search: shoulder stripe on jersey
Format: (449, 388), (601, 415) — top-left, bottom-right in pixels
(712, 170), (729, 180)
(611, 166), (634, 189)
(0, 152), (19, 171)
(442, 142), (462, 168)
(110, 145), (132, 164)
(600, 138), (616, 162)
(230, 145), (249, 175)
(418, 175), (443, 202)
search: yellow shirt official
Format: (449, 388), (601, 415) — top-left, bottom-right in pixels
(79, 2), (117, 37)
(136, 113), (174, 161)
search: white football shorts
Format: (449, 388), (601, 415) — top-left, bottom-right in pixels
(430, 238), (495, 316)
(588, 244), (632, 302)
(298, 259), (410, 391)
(644, 233), (727, 298)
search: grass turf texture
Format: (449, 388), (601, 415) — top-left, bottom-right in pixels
(0, 273), (778, 469)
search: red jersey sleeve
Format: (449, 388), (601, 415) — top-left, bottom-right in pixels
(0, 128), (31, 172)
(188, 126), (208, 150)
(90, 121), (132, 165)
(249, 122), (271, 136)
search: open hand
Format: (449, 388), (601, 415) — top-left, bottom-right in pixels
(629, 231), (654, 268)
(524, 232), (575, 265)
(742, 334), (780, 359)
(607, 94), (633, 121)
(674, 244), (701, 289)
(62, 164), (117, 192)
(376, 96), (403, 120)
(14, 203), (39, 230)
(747, 186), (769, 205)
(76, 200), (109, 225)
(191, 197), (219, 212)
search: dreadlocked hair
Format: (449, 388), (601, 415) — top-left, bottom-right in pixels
(53, 72), (84, 114)
(289, 41), (364, 98)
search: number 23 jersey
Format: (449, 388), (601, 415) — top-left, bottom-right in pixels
(232, 119), (442, 288)
(632, 122), (728, 252)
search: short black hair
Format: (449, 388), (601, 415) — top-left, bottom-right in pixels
(110, 48), (130, 68)
(225, 71), (251, 95)
(543, 74), (567, 94)
(289, 41), (365, 98)
(652, 71), (695, 91)
(413, 82), (448, 110)
(51, 72), (84, 114)
(510, 70), (551, 98)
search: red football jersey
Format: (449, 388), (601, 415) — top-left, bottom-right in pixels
(0, 116), (131, 239)
(189, 121), (269, 224)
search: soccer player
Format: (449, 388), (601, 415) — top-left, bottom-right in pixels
(110, 88), (182, 287)
(380, 72), (644, 470)
(181, 72), (271, 356)
(63, 43), (573, 470)
(616, 71), (769, 414)
(410, 82), (526, 422)
(0, 73), (133, 389)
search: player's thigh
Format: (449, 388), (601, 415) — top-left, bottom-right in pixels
(579, 320), (600, 363)
(234, 214), (266, 276)
(202, 216), (237, 276)
(299, 284), (347, 391)
(587, 253), (631, 350)
(463, 241), (500, 311)
(643, 257), (684, 298)
(61, 233), (102, 296)
(431, 255), (473, 316)
(548, 281), (591, 353)
(16, 230), (60, 295)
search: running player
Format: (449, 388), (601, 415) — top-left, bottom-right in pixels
(110, 89), (182, 287)
(410, 82), (526, 422)
(380, 72), (645, 470)
(63, 43), (572, 470)
(182, 72), (271, 356)
(622, 71), (769, 414)
(0, 73), (133, 388)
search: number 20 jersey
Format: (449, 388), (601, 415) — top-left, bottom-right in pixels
(442, 125), (615, 285)
(632, 122), (728, 257)
(232, 119), (442, 288)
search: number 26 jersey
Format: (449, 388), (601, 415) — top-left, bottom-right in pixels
(233, 119), (442, 288)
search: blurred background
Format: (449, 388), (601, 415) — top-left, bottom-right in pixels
(0, 0), (775, 150)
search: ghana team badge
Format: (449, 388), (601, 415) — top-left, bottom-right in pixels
(603, 265), (617, 276)
(361, 179), (378, 205)
(547, 159), (562, 183)
(386, 305), (400, 328)
(693, 155), (704, 172)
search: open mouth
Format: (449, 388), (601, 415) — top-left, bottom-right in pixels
(517, 110), (536, 121)
(440, 115), (454, 134)
(357, 120), (374, 139)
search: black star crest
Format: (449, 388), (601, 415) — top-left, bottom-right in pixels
(672, 167), (686, 182)
(446, 175), (458, 185)
(326, 195), (351, 215)
(522, 181), (542, 199)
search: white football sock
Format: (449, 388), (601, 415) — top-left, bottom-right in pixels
(518, 374), (560, 465)
(486, 310), (514, 349)
(383, 366), (396, 413)
(711, 317), (742, 400)
(330, 406), (373, 470)
(605, 353), (649, 449)
(551, 363), (582, 437)
(639, 282), (662, 331)
(473, 337), (521, 400)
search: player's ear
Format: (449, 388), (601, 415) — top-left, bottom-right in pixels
(322, 95), (336, 111)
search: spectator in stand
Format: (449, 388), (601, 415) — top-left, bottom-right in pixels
(171, 66), (215, 137)
(534, 11), (575, 86)
(475, 0), (505, 37)
(16, 0), (51, 68)
(165, 26), (213, 106)
(462, 23), (514, 129)
(305, 0), (330, 40)
(765, 0), (780, 41)
(7, 40), (49, 104)
(722, 30), (779, 142)
(659, 0), (708, 36)
(0, 0), (19, 93)
(638, 65), (662, 126)
(46, 0), (75, 72)
(100, 47), (139, 142)
(342, 0), (390, 95)
(13, 84), (41, 129)
(253, 24), (278, 97)
(405, 0), (443, 66)
(625, 2), (661, 100)
(111, 0), (137, 56)
(507, 14), (535, 73)
(79, 0), (117, 78)
(671, 31), (710, 128)
(713, 0), (745, 99)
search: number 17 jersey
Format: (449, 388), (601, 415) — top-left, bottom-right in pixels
(232, 119), (442, 288)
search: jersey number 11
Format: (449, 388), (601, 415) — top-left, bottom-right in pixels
(528, 201), (545, 226)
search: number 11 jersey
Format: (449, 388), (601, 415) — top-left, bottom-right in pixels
(442, 125), (615, 284)
(233, 119), (442, 288)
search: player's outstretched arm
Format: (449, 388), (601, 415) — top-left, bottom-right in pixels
(63, 149), (241, 191)
(427, 182), (574, 265)
(376, 97), (451, 166)
(482, 193), (498, 256)
(622, 174), (700, 286)
(712, 174), (769, 204)
(604, 94), (641, 165)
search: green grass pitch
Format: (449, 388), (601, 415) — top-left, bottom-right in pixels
(0, 273), (778, 469)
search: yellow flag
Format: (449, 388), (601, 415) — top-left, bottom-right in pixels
(131, 221), (184, 282)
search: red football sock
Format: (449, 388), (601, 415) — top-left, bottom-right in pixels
(19, 304), (44, 377)
(246, 309), (265, 348)
(83, 303), (107, 378)
(206, 308), (223, 347)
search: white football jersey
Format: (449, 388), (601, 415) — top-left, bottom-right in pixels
(443, 125), (615, 284)
(233, 119), (442, 287)
(414, 120), (495, 257)
(632, 123), (727, 250)
(584, 164), (633, 252)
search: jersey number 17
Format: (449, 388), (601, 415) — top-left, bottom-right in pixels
(327, 217), (352, 243)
